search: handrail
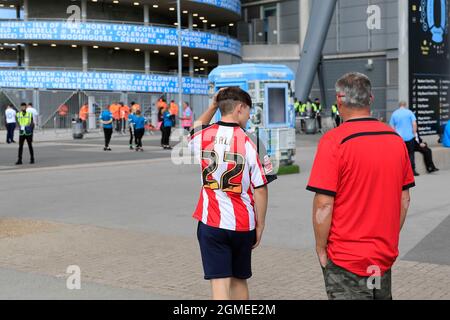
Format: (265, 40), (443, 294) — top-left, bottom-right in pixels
(0, 18), (239, 41)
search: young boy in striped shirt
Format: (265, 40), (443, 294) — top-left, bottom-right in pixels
(188, 87), (277, 300)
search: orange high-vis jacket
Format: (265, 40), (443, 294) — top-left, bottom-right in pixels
(156, 100), (167, 111)
(79, 105), (89, 121)
(120, 105), (130, 120)
(110, 104), (120, 120)
(169, 102), (179, 116)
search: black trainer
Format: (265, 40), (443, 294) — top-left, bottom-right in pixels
(15, 160), (22, 165)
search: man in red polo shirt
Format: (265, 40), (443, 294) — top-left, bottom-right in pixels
(307, 72), (415, 300)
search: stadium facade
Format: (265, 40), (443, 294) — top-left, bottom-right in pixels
(0, 0), (242, 128)
(238, 0), (450, 132)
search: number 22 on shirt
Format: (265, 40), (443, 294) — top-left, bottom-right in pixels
(202, 150), (245, 194)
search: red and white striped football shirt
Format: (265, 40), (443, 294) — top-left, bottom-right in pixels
(189, 121), (276, 231)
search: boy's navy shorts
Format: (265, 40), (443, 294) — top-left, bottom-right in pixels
(197, 221), (256, 280)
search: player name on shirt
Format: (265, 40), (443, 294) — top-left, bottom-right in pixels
(214, 135), (230, 146)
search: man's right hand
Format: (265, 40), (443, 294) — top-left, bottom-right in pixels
(252, 224), (265, 249)
(316, 246), (328, 268)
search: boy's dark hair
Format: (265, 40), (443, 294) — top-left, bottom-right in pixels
(20, 102), (27, 107)
(216, 87), (252, 116)
(28, 102), (32, 106)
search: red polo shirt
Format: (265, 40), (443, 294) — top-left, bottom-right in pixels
(307, 118), (415, 276)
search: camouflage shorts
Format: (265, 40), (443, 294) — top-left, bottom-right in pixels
(321, 259), (392, 300)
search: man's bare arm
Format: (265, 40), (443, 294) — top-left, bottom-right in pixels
(313, 193), (334, 267)
(400, 189), (410, 230)
(253, 185), (268, 249)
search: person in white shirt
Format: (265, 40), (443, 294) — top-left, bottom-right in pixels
(26, 102), (39, 129)
(4, 104), (17, 144)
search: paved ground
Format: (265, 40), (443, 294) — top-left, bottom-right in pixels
(0, 129), (449, 299)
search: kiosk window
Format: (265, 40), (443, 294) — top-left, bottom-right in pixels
(268, 87), (286, 124)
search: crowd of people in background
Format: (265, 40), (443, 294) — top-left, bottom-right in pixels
(2, 95), (449, 169)
(97, 98), (193, 152)
(98, 101), (145, 151)
(294, 97), (341, 132)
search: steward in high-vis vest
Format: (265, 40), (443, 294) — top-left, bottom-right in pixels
(304, 99), (314, 117)
(294, 98), (301, 115)
(313, 98), (323, 131)
(16, 102), (35, 165)
(300, 102), (307, 115)
(331, 102), (341, 127)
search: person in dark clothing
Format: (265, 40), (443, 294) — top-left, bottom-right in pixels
(161, 106), (173, 150)
(414, 134), (439, 173)
(158, 105), (165, 147)
(99, 105), (113, 151)
(16, 103), (35, 165)
(313, 98), (322, 133)
(133, 109), (146, 152)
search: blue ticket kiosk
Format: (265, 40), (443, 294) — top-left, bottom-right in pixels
(208, 63), (296, 167)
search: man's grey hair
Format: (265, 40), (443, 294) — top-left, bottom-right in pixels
(335, 72), (373, 108)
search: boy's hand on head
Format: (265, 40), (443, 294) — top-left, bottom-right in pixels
(211, 87), (228, 109)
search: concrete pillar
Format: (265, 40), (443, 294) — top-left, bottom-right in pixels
(299, 0), (310, 52)
(189, 57), (194, 77)
(188, 13), (193, 30)
(296, 0), (337, 101)
(23, 0), (28, 21)
(398, 0), (409, 104)
(24, 44), (29, 69)
(81, 0), (87, 22)
(82, 46), (88, 72)
(88, 96), (96, 129)
(144, 4), (149, 25)
(33, 89), (40, 127)
(145, 50), (150, 74)
(276, 2), (281, 44)
(15, 46), (20, 66)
